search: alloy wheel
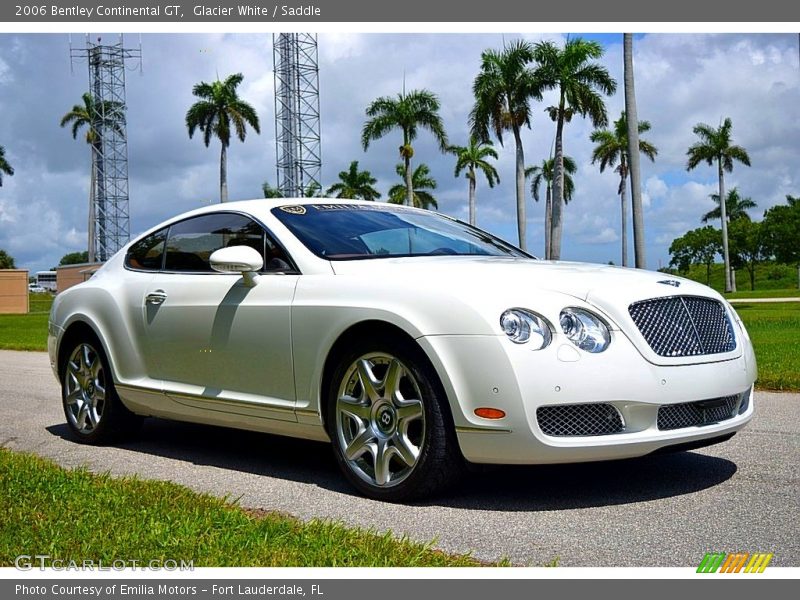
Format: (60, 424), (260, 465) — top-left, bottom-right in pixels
(64, 343), (107, 434)
(335, 353), (426, 488)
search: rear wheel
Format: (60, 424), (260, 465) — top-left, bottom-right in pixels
(327, 338), (462, 501)
(61, 337), (141, 444)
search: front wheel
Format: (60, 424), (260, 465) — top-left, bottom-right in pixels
(327, 339), (462, 502)
(61, 338), (141, 444)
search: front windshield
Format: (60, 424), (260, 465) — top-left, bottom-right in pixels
(271, 203), (531, 260)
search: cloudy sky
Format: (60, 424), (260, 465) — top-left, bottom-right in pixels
(0, 32), (797, 273)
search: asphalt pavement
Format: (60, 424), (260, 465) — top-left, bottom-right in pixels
(1, 349), (797, 566)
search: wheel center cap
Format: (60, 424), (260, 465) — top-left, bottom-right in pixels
(86, 382), (95, 395)
(375, 404), (396, 434)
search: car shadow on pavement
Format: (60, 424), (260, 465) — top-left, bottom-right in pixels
(441, 452), (738, 511)
(46, 418), (738, 510)
(46, 418), (353, 495)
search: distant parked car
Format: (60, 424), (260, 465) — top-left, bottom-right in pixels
(28, 285), (46, 293)
(48, 199), (757, 501)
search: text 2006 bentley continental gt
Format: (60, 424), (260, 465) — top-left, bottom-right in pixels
(48, 199), (757, 501)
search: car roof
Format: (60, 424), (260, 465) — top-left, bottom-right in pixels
(164, 198), (423, 222)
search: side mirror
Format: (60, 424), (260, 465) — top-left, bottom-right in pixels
(209, 246), (263, 287)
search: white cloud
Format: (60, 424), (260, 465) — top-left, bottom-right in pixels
(0, 33), (797, 273)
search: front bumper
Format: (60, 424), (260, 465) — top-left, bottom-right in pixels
(418, 330), (757, 465)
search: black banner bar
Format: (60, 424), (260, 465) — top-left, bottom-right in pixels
(3, 579), (793, 600)
(4, 0), (800, 23)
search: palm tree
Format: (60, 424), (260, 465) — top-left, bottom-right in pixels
(0, 145), (13, 187)
(590, 112), (658, 267)
(388, 163), (438, 209)
(361, 89), (448, 208)
(326, 161), (382, 201)
(526, 156), (576, 259)
(533, 38), (617, 260)
(60, 92), (124, 262)
(186, 73), (260, 203)
(449, 137), (499, 226)
(470, 40), (541, 251)
(701, 188), (756, 224)
(624, 33), (647, 269)
(687, 117), (751, 293)
(262, 181), (324, 199)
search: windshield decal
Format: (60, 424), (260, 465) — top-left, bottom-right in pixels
(278, 205), (307, 215)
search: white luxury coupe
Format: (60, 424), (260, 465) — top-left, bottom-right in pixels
(48, 199), (757, 501)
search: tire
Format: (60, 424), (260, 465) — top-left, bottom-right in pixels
(61, 335), (142, 444)
(325, 337), (462, 502)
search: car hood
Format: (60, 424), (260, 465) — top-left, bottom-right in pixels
(330, 256), (740, 366)
(330, 256), (720, 308)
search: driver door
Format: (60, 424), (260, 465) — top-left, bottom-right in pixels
(141, 212), (298, 421)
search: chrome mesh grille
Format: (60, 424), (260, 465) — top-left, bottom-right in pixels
(537, 404), (624, 437)
(629, 296), (735, 357)
(657, 394), (741, 430)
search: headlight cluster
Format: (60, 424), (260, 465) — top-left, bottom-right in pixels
(559, 307), (611, 353)
(499, 309), (552, 349)
(500, 306), (611, 353)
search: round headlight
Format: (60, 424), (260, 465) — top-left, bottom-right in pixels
(500, 309), (552, 349)
(559, 308), (611, 353)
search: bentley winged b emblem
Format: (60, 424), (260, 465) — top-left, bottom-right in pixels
(658, 279), (681, 287)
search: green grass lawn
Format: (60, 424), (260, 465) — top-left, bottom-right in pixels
(0, 448), (496, 567)
(726, 289), (800, 299)
(0, 312), (49, 351)
(0, 293), (52, 351)
(672, 261), (799, 294)
(734, 302), (800, 391)
(29, 292), (55, 313)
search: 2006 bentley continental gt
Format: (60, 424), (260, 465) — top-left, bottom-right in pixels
(48, 199), (757, 501)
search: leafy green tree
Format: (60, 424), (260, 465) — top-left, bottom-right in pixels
(668, 226), (722, 285)
(388, 163), (438, 209)
(590, 112), (657, 267)
(0, 249), (15, 269)
(362, 89), (448, 208)
(59, 251), (90, 266)
(262, 181), (324, 199)
(727, 219), (766, 291)
(761, 194), (800, 272)
(701, 187), (756, 224)
(687, 117), (751, 292)
(470, 40), (540, 250)
(60, 92), (124, 262)
(186, 73), (261, 203)
(0, 145), (14, 186)
(449, 137), (499, 226)
(262, 182), (283, 199)
(326, 161), (381, 201)
(533, 38), (617, 260)
(526, 156), (576, 259)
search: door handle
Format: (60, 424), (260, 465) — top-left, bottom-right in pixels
(145, 290), (167, 305)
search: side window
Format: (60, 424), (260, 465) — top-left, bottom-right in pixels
(164, 213), (265, 273)
(125, 228), (167, 271)
(264, 232), (296, 272)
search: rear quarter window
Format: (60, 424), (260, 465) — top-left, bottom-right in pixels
(125, 228), (167, 271)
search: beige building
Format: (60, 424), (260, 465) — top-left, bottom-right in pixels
(0, 269), (29, 314)
(56, 262), (103, 294)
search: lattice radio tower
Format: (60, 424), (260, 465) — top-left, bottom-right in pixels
(273, 34), (321, 198)
(70, 35), (141, 262)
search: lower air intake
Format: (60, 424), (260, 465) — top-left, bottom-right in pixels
(657, 393), (743, 430)
(537, 403), (624, 437)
